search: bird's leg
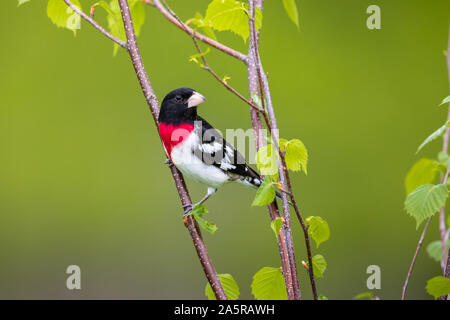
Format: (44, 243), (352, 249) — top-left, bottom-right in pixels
(183, 188), (217, 217)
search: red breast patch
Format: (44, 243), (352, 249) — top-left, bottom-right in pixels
(158, 122), (194, 159)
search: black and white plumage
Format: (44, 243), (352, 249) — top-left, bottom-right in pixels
(158, 88), (262, 214)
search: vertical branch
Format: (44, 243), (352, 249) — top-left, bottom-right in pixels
(402, 168), (450, 299)
(440, 24), (450, 272)
(248, 0), (301, 300)
(115, 0), (226, 300)
(401, 217), (433, 300)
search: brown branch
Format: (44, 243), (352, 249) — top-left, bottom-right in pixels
(62, 0), (226, 300)
(62, 0), (127, 49)
(116, 0), (226, 300)
(150, 0), (247, 62)
(402, 167), (450, 300)
(248, 0), (304, 300)
(439, 24), (450, 300)
(401, 217), (433, 300)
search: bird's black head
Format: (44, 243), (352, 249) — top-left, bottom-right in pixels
(159, 88), (206, 124)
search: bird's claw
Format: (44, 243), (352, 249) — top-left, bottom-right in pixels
(165, 159), (173, 166)
(183, 204), (193, 217)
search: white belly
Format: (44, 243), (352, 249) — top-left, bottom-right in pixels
(171, 133), (230, 189)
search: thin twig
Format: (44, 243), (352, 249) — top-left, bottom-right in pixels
(63, 0), (127, 49)
(150, 0), (247, 62)
(282, 154), (318, 300)
(157, 1), (263, 114)
(401, 217), (433, 300)
(402, 168), (450, 300)
(439, 25), (450, 300)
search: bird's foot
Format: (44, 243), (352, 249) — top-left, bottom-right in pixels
(165, 159), (173, 166)
(183, 203), (194, 217)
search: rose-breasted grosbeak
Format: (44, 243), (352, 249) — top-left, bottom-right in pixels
(158, 88), (263, 215)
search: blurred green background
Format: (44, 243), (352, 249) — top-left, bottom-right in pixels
(1, 0), (450, 299)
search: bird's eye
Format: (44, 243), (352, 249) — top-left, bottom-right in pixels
(175, 96), (183, 103)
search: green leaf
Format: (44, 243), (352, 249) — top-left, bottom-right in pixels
(353, 291), (374, 300)
(192, 204), (217, 234)
(205, 273), (239, 300)
(404, 184), (448, 229)
(439, 95), (450, 106)
(310, 254), (327, 278)
(426, 276), (450, 299)
(189, 47), (210, 68)
(282, 0), (299, 28)
(305, 216), (330, 248)
(18, 0), (30, 6)
(270, 217), (283, 238)
(204, 0), (263, 42)
(186, 12), (217, 41)
(47, 0), (82, 35)
(256, 144), (278, 176)
(284, 139), (308, 174)
(94, 0), (145, 55)
(426, 240), (450, 263)
(318, 294), (328, 300)
(251, 267), (288, 300)
(417, 120), (450, 153)
(405, 158), (439, 195)
(252, 176), (276, 206)
(438, 151), (450, 166)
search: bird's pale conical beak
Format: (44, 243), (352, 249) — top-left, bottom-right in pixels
(187, 91), (206, 108)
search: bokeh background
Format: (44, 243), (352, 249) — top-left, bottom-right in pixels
(1, 0), (450, 299)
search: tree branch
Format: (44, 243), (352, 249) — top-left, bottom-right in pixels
(116, 0), (226, 300)
(402, 167), (450, 299)
(401, 217), (433, 300)
(439, 23), (450, 300)
(62, 0), (127, 49)
(62, 0), (226, 300)
(150, 0), (247, 62)
(248, 0), (305, 300)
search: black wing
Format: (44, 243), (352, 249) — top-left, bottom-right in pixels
(193, 116), (262, 187)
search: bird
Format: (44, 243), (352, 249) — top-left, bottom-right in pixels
(158, 87), (264, 215)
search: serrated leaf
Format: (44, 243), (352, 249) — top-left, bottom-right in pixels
(189, 47), (210, 68)
(186, 12), (217, 41)
(47, 0), (82, 35)
(256, 144), (278, 176)
(417, 120), (450, 153)
(270, 217), (283, 238)
(285, 139), (308, 174)
(426, 240), (450, 263)
(204, 0), (262, 42)
(205, 273), (239, 300)
(405, 158), (439, 195)
(251, 267), (287, 300)
(310, 254), (327, 278)
(282, 0), (299, 28)
(94, 0), (145, 55)
(426, 276), (450, 299)
(18, 0), (30, 6)
(252, 176), (276, 206)
(192, 204), (217, 234)
(404, 184), (448, 229)
(353, 291), (374, 300)
(439, 95), (450, 106)
(305, 216), (330, 248)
